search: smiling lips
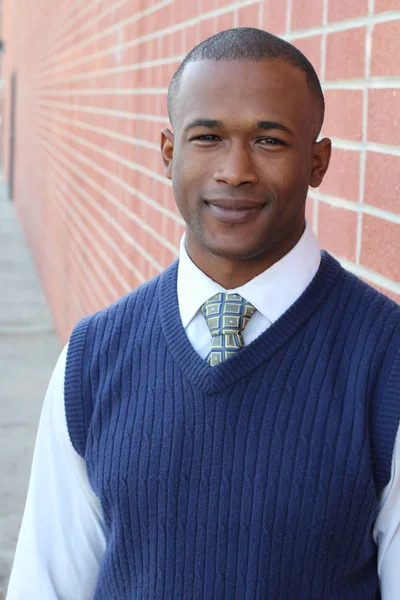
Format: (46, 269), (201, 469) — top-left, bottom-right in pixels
(205, 199), (266, 224)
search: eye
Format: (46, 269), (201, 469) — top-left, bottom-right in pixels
(191, 134), (221, 142)
(258, 137), (285, 146)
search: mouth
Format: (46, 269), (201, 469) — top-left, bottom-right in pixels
(204, 198), (267, 224)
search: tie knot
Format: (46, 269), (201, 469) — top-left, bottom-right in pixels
(201, 293), (256, 337)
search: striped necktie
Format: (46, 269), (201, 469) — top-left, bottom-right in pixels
(201, 292), (256, 366)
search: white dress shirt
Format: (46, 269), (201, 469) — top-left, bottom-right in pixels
(6, 223), (400, 599)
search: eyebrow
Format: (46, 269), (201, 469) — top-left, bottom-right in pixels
(257, 121), (294, 136)
(184, 118), (294, 136)
(184, 119), (222, 132)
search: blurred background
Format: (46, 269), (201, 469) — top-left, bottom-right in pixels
(0, 0), (399, 596)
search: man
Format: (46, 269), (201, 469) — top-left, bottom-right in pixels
(7, 27), (400, 599)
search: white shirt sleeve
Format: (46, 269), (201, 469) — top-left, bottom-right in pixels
(6, 344), (106, 600)
(374, 422), (400, 599)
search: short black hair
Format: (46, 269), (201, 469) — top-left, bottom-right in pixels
(167, 27), (325, 138)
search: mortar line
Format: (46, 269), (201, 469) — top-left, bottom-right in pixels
(52, 187), (117, 305)
(356, 0), (374, 265)
(34, 0), (258, 76)
(30, 8), (400, 80)
(53, 180), (144, 289)
(35, 123), (183, 237)
(45, 160), (153, 279)
(286, 0), (293, 33)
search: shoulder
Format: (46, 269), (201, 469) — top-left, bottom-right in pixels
(326, 251), (400, 328)
(64, 261), (178, 456)
(324, 255), (400, 491)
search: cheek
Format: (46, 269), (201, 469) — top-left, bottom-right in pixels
(171, 166), (199, 224)
(172, 156), (209, 207)
(269, 157), (310, 197)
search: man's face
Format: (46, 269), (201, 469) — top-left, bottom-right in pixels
(162, 59), (330, 267)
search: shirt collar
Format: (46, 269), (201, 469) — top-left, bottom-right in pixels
(177, 222), (321, 329)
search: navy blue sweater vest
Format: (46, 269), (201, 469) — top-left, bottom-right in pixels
(65, 251), (400, 600)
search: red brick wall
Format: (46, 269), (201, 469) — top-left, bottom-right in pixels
(2, 0), (399, 342)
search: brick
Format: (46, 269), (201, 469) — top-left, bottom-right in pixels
(171, 0), (199, 21)
(360, 215), (400, 281)
(371, 21), (400, 77)
(317, 202), (358, 261)
(135, 13), (154, 37)
(262, 0), (287, 34)
(115, 1), (139, 22)
(186, 23), (201, 49)
(198, 17), (217, 42)
(364, 152), (400, 215)
(215, 11), (235, 33)
(161, 34), (176, 57)
(374, 0), (400, 11)
(328, 0), (369, 21)
(291, 35), (322, 77)
(323, 90), (364, 141)
(325, 28), (366, 81)
(199, 0), (219, 11)
(368, 89), (400, 146)
(238, 3), (261, 28)
(319, 148), (360, 202)
(290, 0), (323, 30)
(151, 4), (174, 30)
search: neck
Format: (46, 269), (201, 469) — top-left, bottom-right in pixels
(185, 227), (306, 289)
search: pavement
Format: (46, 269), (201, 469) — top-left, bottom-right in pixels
(0, 187), (60, 598)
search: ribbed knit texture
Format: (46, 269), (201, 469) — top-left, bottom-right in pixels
(65, 251), (400, 600)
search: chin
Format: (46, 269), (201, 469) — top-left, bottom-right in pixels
(203, 236), (266, 262)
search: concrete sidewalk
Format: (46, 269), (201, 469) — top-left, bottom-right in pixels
(0, 192), (60, 598)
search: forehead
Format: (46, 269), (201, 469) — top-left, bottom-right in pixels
(175, 59), (314, 134)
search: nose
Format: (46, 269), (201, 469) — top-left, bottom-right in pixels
(214, 142), (259, 187)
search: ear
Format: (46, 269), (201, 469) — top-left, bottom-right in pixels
(161, 128), (174, 180)
(309, 137), (332, 188)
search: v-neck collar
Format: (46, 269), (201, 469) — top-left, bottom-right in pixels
(177, 222), (321, 329)
(159, 251), (341, 395)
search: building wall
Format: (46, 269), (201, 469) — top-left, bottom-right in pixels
(2, 0), (399, 343)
